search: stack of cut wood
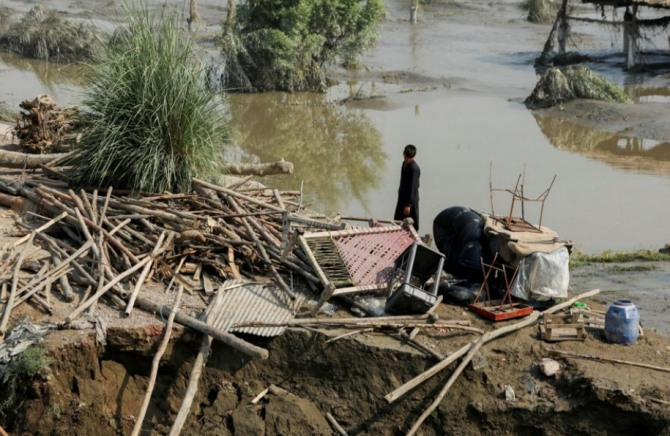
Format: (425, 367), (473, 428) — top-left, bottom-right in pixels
(13, 95), (79, 153)
(0, 175), (337, 335)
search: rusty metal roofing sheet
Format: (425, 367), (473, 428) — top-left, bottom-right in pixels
(204, 279), (304, 337)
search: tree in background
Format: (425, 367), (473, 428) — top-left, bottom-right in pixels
(68, 9), (228, 193)
(221, 0), (384, 92)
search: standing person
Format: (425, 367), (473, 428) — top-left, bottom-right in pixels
(394, 144), (421, 230)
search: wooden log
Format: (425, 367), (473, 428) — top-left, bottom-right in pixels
(132, 295), (269, 359)
(221, 160), (293, 176)
(131, 285), (184, 436)
(549, 349), (670, 373)
(384, 289), (601, 404)
(0, 149), (68, 168)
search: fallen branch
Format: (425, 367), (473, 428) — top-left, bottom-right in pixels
(549, 349), (670, 373)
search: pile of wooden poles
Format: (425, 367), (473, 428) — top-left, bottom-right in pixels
(0, 174), (334, 338)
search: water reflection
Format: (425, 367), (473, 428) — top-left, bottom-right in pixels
(228, 92), (385, 214)
(533, 113), (670, 174)
(0, 52), (84, 91)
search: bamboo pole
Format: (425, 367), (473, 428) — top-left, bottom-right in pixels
(132, 285), (184, 436)
(384, 289), (601, 404)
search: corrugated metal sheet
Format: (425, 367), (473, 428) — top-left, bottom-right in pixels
(204, 279), (304, 337)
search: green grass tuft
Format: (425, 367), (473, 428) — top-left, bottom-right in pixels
(570, 248), (670, 268)
(1, 344), (53, 414)
(67, 6), (228, 193)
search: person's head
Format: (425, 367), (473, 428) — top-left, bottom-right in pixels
(403, 144), (417, 162)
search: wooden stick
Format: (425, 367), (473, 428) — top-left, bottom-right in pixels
(408, 295), (443, 341)
(407, 334), (485, 435)
(384, 289), (601, 404)
(124, 232), (169, 317)
(169, 335), (211, 436)
(325, 412), (348, 436)
(66, 247), (167, 322)
(0, 423), (8, 436)
(223, 194), (295, 300)
(325, 328), (374, 344)
(0, 233), (35, 337)
(132, 285), (184, 436)
(549, 349), (670, 373)
(250, 387), (270, 404)
(11, 211), (68, 247)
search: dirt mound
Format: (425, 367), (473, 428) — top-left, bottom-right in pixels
(1, 298), (669, 435)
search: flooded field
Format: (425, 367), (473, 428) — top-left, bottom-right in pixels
(2, 0), (669, 254)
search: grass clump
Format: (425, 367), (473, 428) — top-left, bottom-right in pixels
(526, 65), (631, 109)
(570, 248), (670, 268)
(0, 5), (100, 63)
(67, 8), (228, 193)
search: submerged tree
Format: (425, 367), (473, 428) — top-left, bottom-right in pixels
(68, 9), (228, 193)
(220, 0), (384, 92)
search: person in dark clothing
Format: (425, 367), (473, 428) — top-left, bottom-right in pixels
(393, 144), (421, 230)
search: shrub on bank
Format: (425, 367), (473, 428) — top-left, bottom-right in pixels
(67, 9), (228, 193)
(0, 6), (100, 63)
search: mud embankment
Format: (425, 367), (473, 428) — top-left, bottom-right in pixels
(3, 324), (669, 435)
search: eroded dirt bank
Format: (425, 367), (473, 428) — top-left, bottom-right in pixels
(3, 313), (670, 436)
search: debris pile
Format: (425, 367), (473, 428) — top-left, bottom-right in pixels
(13, 95), (79, 153)
(0, 175), (339, 339)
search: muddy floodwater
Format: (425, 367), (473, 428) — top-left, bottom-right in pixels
(2, 0), (669, 254)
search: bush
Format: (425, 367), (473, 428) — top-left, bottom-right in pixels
(0, 5), (100, 63)
(222, 0), (385, 92)
(67, 8), (228, 193)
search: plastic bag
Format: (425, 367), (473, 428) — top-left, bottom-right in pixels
(509, 247), (569, 301)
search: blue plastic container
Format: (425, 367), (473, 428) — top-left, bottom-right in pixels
(604, 300), (640, 344)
